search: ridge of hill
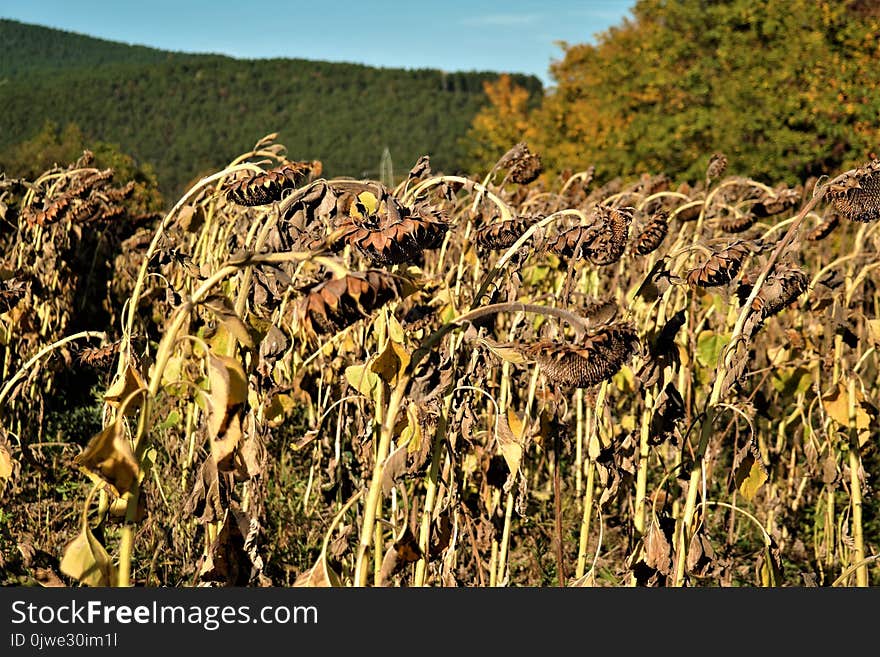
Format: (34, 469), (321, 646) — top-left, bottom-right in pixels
(0, 19), (543, 199)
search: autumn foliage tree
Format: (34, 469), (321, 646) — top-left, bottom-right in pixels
(469, 0), (880, 184)
(465, 74), (541, 172)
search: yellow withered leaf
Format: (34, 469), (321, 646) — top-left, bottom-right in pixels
(506, 407), (524, 441)
(202, 294), (254, 348)
(103, 363), (146, 415)
(386, 312), (405, 344)
(60, 527), (117, 586)
(293, 554), (342, 587)
(74, 420), (139, 497)
(867, 319), (880, 347)
(354, 191), (380, 216)
(0, 441), (14, 482)
(344, 363), (382, 401)
(737, 458), (768, 503)
(206, 353), (247, 439)
(479, 338), (527, 364)
(211, 412), (243, 472)
(400, 403), (422, 454)
(497, 409), (524, 479)
(822, 381), (875, 432)
(371, 340), (410, 387)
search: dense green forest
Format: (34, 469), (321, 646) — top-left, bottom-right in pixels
(0, 19), (542, 200)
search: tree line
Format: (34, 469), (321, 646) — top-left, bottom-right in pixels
(468, 0), (880, 186)
(0, 19), (543, 201)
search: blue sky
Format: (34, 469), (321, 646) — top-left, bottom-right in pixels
(0, 0), (635, 86)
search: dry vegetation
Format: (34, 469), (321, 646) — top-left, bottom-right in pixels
(1, 135), (878, 587)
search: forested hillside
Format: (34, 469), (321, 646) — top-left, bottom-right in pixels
(0, 19), (542, 199)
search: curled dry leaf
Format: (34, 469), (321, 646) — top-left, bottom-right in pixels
(74, 419), (139, 497)
(293, 553), (342, 587)
(732, 441), (768, 502)
(644, 521), (674, 577)
(60, 527), (116, 586)
(207, 353), (248, 471)
(199, 507), (254, 586)
(649, 382), (685, 445)
(201, 294), (254, 348)
(497, 408), (525, 492)
(371, 339), (411, 388)
(686, 530), (717, 578)
(821, 381), (877, 440)
(757, 536), (784, 587)
(103, 362), (146, 416)
(637, 308), (686, 387)
(185, 458), (225, 524)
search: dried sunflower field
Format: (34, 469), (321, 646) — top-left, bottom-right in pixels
(1, 135), (878, 588)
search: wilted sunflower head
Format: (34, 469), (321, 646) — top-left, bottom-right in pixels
(521, 321), (640, 388)
(686, 240), (752, 288)
(825, 159), (880, 223)
(225, 161), (317, 207)
(706, 152), (728, 180)
(337, 188), (449, 266)
(497, 142), (543, 184)
(293, 270), (402, 337)
(473, 215), (538, 251)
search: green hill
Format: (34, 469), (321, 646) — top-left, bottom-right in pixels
(0, 19), (543, 200)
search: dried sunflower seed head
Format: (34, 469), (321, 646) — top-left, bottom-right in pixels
(707, 153), (728, 180)
(225, 162), (315, 206)
(546, 224), (601, 259)
(496, 142), (543, 184)
(806, 212), (840, 241)
(473, 215), (538, 251)
(548, 207), (632, 266)
(510, 152), (543, 185)
(339, 195), (449, 266)
(686, 240), (751, 287)
(294, 270), (401, 336)
(632, 210), (669, 255)
(740, 265), (809, 338)
(751, 187), (800, 218)
(717, 209), (757, 233)
(587, 206), (633, 265)
(521, 322), (639, 388)
(825, 159), (880, 222)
